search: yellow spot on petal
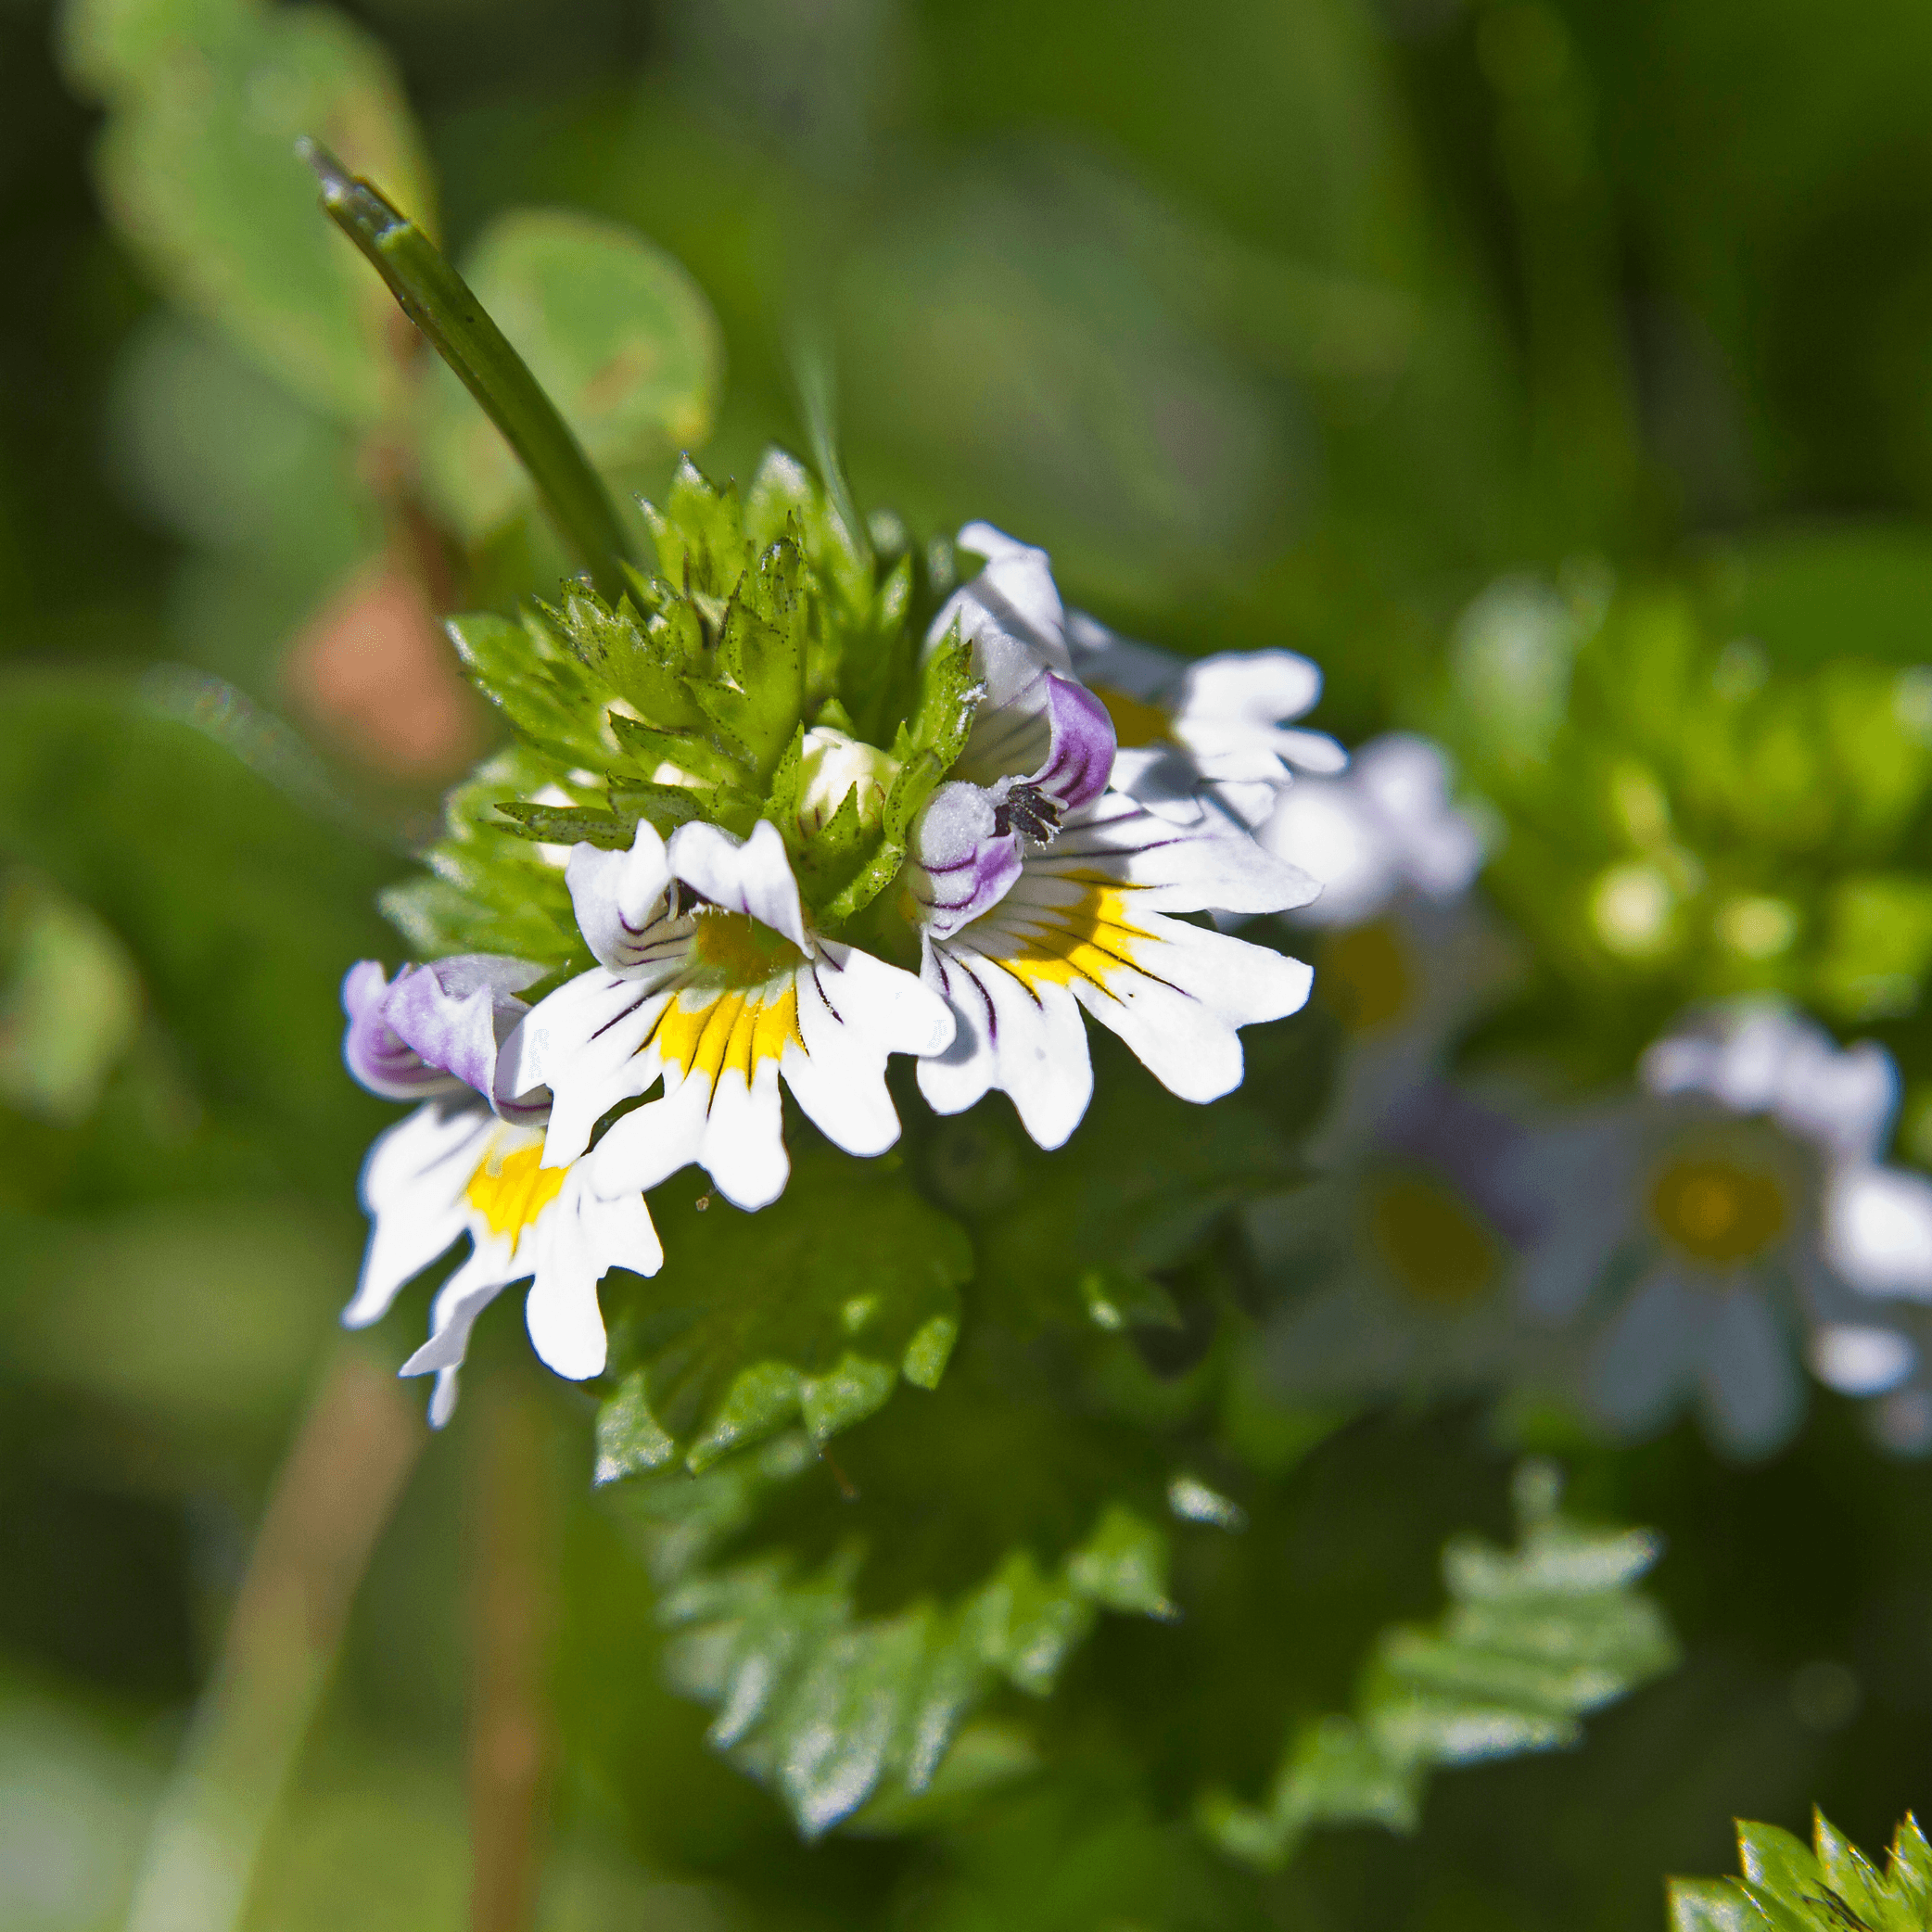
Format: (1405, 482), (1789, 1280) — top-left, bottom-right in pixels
(1364, 1175), (1499, 1307)
(466, 1139), (567, 1240)
(1091, 682), (1173, 750)
(1001, 882), (1155, 993)
(1648, 1157), (1787, 1265)
(655, 981), (802, 1086)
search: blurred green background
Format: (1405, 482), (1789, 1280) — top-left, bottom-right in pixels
(12, 0), (1932, 1926)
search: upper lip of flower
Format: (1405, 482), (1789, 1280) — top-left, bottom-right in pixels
(342, 952), (552, 1122)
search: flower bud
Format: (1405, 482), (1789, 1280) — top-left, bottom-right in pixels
(796, 727), (898, 836)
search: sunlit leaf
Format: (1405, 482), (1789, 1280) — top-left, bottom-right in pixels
(420, 209), (722, 540)
(70, 0), (436, 424)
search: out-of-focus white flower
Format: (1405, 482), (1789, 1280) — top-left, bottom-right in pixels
(1252, 1086), (1544, 1405)
(1259, 733), (1485, 929)
(1304, 895), (1520, 1164)
(1503, 999), (1932, 1460)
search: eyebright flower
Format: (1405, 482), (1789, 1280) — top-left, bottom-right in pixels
(905, 528), (1321, 1150)
(1502, 999), (1928, 1459)
(500, 817), (954, 1212)
(1261, 732), (1485, 930)
(340, 957), (660, 1423)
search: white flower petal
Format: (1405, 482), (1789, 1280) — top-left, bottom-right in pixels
(511, 971), (677, 1165)
(565, 820), (675, 972)
(1179, 650), (1322, 731)
(1062, 608), (1183, 701)
(522, 1170), (655, 1380)
(1698, 1288), (1804, 1459)
(949, 523), (1071, 667)
(920, 843), (1310, 1145)
(783, 947), (953, 1157)
(918, 948), (1094, 1149)
(1270, 726), (1350, 776)
(1263, 732), (1483, 924)
(400, 1243), (514, 1380)
(589, 1079), (715, 1199)
(1640, 1000), (1899, 1165)
(700, 1062), (792, 1210)
(344, 1101), (490, 1327)
(1046, 794), (1318, 915)
(1588, 1265), (1701, 1434)
(1825, 1164), (1932, 1299)
(1810, 1322), (1916, 1395)
(667, 819), (809, 951)
(1068, 919), (1312, 1106)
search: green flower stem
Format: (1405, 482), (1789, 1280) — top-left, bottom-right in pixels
(299, 140), (638, 601)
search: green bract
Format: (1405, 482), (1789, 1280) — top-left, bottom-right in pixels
(1671, 1811), (1932, 1932)
(423, 452), (975, 951)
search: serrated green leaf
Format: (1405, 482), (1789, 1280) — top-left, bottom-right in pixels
(606, 712), (746, 790)
(644, 458), (748, 600)
(382, 746), (583, 969)
(619, 1441), (1173, 1837)
(1890, 1816), (1932, 1918)
(1063, 1504), (1176, 1620)
(493, 800), (639, 851)
(78, 0), (434, 423)
(1209, 1463), (1677, 1872)
(592, 1153), (972, 1479)
(1670, 1879), (1776, 1932)
(1740, 1823), (1828, 1909)
(1678, 1811), (1932, 1932)
(420, 208), (721, 540)
(1813, 1811), (1890, 1930)
(445, 611), (611, 768)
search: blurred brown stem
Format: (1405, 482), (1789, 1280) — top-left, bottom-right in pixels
(467, 1376), (558, 1932)
(124, 1347), (422, 1932)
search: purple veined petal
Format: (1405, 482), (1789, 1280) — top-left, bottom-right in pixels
(1023, 673), (1116, 814)
(904, 782), (1025, 941)
(667, 819), (810, 951)
(385, 954), (549, 1104)
(566, 819), (675, 972)
(343, 960), (464, 1101)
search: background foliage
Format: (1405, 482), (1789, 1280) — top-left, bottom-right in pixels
(9, 0), (1932, 1926)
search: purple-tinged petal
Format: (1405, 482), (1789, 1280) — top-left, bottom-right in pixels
(386, 954), (548, 1113)
(903, 782), (1025, 941)
(1025, 673), (1115, 813)
(343, 960), (464, 1102)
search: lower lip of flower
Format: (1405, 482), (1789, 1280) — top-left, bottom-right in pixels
(466, 1137), (566, 1239)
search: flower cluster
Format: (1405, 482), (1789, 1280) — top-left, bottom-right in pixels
(341, 481), (1325, 1416)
